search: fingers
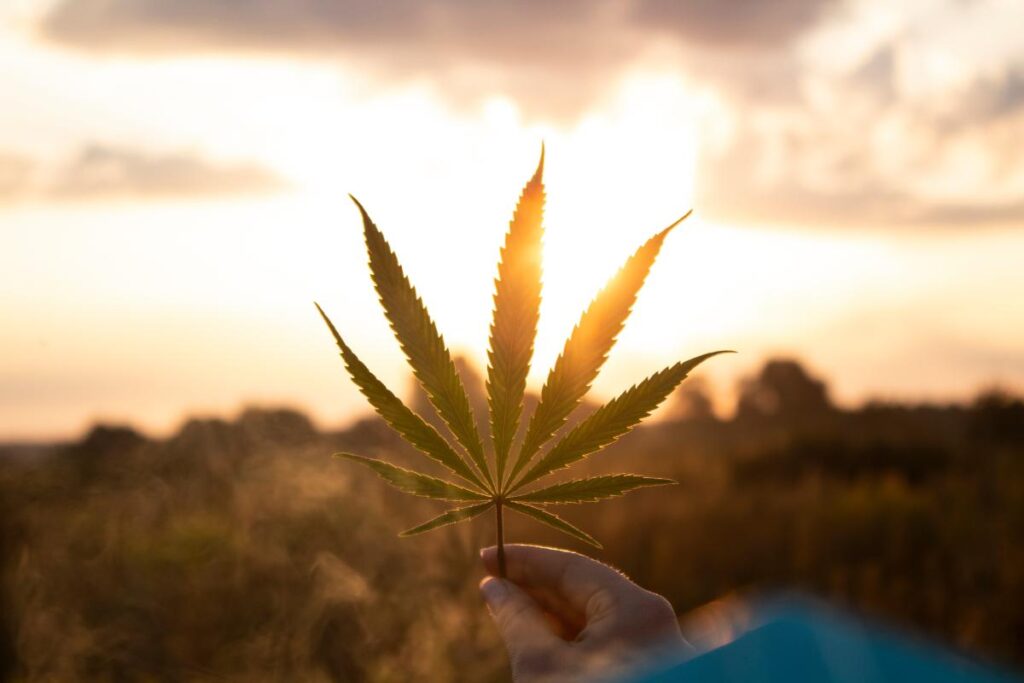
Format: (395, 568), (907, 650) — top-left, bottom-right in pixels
(479, 548), (691, 677)
(479, 576), (564, 676)
(481, 545), (636, 618)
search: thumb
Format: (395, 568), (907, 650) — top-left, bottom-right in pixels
(480, 577), (563, 676)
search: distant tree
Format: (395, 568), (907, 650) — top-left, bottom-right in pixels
(64, 424), (148, 481)
(74, 424), (148, 455)
(236, 407), (318, 446)
(736, 359), (832, 420)
(670, 377), (716, 422)
(970, 389), (1024, 444)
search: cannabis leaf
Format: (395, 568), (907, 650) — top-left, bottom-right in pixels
(353, 196), (493, 490)
(315, 303), (487, 491)
(400, 502), (496, 537)
(334, 453), (489, 501)
(487, 146), (545, 487)
(509, 474), (675, 505)
(510, 351), (731, 491)
(505, 218), (689, 486)
(317, 148), (731, 576)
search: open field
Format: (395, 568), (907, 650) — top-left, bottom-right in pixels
(3, 359), (1023, 681)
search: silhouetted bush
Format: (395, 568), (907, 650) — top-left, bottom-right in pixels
(970, 390), (1024, 444)
(732, 439), (953, 484)
(736, 358), (832, 421)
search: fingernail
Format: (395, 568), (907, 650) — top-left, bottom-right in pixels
(479, 577), (509, 608)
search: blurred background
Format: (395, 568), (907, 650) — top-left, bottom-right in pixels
(2, 0), (1023, 680)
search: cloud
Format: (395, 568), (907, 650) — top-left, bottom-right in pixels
(36, 0), (1024, 230)
(49, 145), (284, 201)
(632, 0), (840, 50)
(695, 115), (1024, 229)
(939, 68), (1024, 130)
(696, 149), (1024, 229)
(0, 145), (285, 205)
(42, 0), (837, 56)
(694, 33), (1024, 229)
(40, 0), (624, 65)
(38, 0), (834, 118)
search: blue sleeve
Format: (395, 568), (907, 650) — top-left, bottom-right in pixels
(618, 608), (1019, 683)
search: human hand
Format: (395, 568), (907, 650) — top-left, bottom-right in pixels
(479, 544), (693, 683)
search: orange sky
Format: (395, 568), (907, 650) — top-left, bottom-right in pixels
(2, 0), (1023, 441)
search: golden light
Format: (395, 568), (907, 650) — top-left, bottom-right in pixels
(4, 42), (1023, 440)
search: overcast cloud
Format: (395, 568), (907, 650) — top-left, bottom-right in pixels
(0, 145), (285, 204)
(35, 0), (1024, 229)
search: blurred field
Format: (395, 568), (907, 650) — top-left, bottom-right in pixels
(2, 358), (1023, 681)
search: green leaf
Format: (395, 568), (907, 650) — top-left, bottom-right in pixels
(513, 351), (730, 491)
(505, 501), (601, 548)
(316, 303), (487, 492)
(400, 502), (495, 537)
(319, 151), (736, 556)
(486, 148), (545, 487)
(510, 474), (675, 504)
(336, 453), (489, 501)
(507, 214), (692, 484)
(352, 197), (493, 489)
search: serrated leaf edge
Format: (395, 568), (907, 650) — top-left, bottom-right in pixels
(400, 502), (495, 537)
(504, 500), (602, 548)
(336, 452), (490, 501)
(509, 474), (675, 504)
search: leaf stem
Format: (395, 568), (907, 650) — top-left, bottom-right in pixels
(495, 498), (507, 578)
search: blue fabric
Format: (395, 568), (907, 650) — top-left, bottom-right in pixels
(625, 598), (1019, 683)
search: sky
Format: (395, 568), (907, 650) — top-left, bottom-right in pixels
(2, 0), (1023, 441)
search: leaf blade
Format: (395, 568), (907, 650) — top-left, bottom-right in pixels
(487, 149), (545, 487)
(400, 502), (494, 537)
(507, 214), (691, 484)
(336, 453), (489, 501)
(316, 304), (487, 492)
(505, 501), (601, 548)
(510, 474), (674, 504)
(353, 197), (493, 489)
(513, 351), (731, 491)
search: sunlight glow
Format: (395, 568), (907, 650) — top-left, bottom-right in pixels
(2, 39), (1023, 440)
